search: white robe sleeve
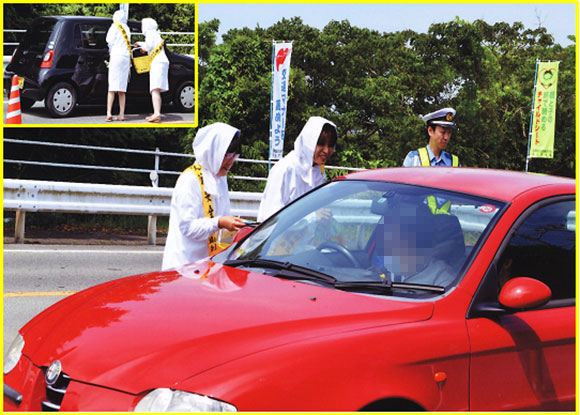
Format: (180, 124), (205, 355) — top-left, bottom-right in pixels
(106, 25), (115, 47)
(106, 24), (130, 57)
(257, 161), (292, 222)
(173, 171), (220, 240)
(137, 31), (161, 53)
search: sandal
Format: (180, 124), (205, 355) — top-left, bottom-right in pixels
(115, 116), (125, 121)
(105, 115), (113, 122)
(147, 115), (161, 123)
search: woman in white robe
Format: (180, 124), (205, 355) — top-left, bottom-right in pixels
(105, 10), (131, 121)
(136, 18), (169, 123)
(257, 116), (338, 222)
(162, 123), (246, 270)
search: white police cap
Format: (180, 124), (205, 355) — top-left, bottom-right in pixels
(422, 107), (456, 129)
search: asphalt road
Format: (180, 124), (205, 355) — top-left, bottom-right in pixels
(3, 99), (195, 125)
(3, 244), (164, 355)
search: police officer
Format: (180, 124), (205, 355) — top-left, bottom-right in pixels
(403, 108), (460, 215)
(402, 107), (460, 167)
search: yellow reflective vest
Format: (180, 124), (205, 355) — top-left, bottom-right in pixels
(417, 147), (459, 215)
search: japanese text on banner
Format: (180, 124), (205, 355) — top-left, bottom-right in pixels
(530, 61), (559, 159)
(269, 42), (292, 160)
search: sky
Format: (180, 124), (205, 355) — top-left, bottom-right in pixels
(199, 2), (577, 47)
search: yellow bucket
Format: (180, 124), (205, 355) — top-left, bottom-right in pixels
(133, 55), (151, 74)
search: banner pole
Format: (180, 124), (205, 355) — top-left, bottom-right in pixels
(268, 41), (275, 173)
(525, 60), (540, 173)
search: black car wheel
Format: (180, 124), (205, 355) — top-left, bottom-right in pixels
(46, 82), (77, 117)
(174, 80), (194, 112)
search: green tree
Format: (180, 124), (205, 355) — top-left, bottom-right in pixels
(200, 16), (575, 177)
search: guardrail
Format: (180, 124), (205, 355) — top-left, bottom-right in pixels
(3, 139), (364, 186)
(4, 179), (262, 245)
(3, 139), (364, 245)
(5, 178), (536, 247)
(3, 134), (368, 249)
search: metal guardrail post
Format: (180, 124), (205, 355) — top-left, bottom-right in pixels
(148, 147), (161, 246)
(15, 210), (25, 243)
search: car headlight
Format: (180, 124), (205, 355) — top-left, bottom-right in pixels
(134, 388), (237, 412)
(4, 334), (24, 375)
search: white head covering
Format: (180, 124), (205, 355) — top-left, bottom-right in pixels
(113, 10), (127, 24)
(292, 116), (337, 185)
(193, 123), (241, 195)
(141, 18), (158, 34)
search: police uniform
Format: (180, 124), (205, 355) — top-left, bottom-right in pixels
(402, 107), (460, 167)
(403, 108), (460, 215)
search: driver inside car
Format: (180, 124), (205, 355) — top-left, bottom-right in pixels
(373, 204), (456, 287)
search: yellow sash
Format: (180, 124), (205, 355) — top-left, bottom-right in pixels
(150, 40), (165, 60)
(113, 22), (132, 55)
(134, 40), (165, 74)
(185, 164), (219, 256)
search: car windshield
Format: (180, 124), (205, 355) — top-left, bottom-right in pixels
(215, 180), (506, 298)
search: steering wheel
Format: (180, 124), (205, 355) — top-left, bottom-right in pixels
(317, 241), (361, 268)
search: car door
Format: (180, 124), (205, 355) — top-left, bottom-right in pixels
(466, 197), (575, 411)
(71, 22), (109, 101)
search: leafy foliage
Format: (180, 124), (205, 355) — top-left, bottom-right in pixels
(199, 17), (576, 180)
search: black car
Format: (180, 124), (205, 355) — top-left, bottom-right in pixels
(4, 16), (195, 117)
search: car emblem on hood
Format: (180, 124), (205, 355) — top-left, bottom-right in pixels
(45, 360), (62, 385)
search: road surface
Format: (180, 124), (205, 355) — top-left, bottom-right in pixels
(3, 244), (164, 354)
(3, 99), (195, 125)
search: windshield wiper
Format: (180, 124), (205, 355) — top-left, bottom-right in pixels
(223, 258), (337, 284)
(334, 280), (445, 294)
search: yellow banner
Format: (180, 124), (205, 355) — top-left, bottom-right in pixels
(530, 61), (559, 159)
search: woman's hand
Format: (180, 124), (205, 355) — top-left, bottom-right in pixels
(218, 216), (245, 232)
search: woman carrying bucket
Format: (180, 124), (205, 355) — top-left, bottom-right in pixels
(135, 18), (169, 123)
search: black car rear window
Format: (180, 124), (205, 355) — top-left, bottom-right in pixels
(20, 18), (58, 53)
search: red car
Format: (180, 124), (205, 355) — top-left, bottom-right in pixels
(4, 168), (575, 411)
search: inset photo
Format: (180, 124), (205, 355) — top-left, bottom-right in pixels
(3, 3), (196, 125)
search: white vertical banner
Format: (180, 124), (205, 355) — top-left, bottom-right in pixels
(269, 41), (292, 160)
(119, 3), (129, 18)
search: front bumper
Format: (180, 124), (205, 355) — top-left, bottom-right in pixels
(4, 355), (138, 411)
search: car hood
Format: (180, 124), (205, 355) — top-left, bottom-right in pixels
(21, 260), (434, 394)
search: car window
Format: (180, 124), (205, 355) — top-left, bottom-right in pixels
(268, 190), (381, 255)
(497, 199), (575, 301)
(19, 18), (58, 53)
(218, 180), (506, 298)
(77, 24), (108, 49)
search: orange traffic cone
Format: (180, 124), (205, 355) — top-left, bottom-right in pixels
(6, 75), (22, 124)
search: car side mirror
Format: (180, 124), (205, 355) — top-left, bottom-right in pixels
(499, 277), (551, 310)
